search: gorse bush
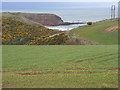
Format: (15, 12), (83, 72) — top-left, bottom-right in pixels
(2, 18), (68, 45)
(87, 22), (92, 25)
(26, 33), (68, 45)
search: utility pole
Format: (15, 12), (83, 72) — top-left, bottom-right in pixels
(111, 5), (115, 19)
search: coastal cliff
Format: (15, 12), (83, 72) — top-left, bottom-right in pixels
(2, 12), (64, 26)
(2, 12), (85, 26)
(23, 13), (64, 26)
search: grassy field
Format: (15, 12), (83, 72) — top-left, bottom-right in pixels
(2, 45), (118, 88)
(70, 19), (118, 45)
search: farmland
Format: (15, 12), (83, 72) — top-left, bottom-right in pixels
(2, 45), (118, 88)
(1, 12), (119, 88)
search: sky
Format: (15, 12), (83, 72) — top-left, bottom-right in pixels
(2, 0), (120, 2)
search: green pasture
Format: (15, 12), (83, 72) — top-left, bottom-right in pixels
(2, 45), (118, 88)
(71, 19), (118, 45)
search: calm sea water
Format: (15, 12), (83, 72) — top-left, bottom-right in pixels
(2, 2), (118, 31)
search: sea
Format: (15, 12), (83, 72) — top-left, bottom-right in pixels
(2, 2), (118, 31)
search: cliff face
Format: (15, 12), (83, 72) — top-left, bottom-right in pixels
(22, 13), (64, 26)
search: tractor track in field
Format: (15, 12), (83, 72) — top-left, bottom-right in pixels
(17, 72), (103, 75)
(2, 68), (119, 75)
(1, 53), (118, 75)
(67, 53), (117, 64)
(1, 68), (119, 73)
(17, 68), (119, 75)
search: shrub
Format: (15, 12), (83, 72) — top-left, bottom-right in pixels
(2, 18), (62, 45)
(87, 22), (92, 25)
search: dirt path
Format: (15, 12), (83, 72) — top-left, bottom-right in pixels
(47, 33), (61, 38)
(21, 17), (43, 26)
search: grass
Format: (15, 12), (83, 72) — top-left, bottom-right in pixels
(2, 45), (118, 88)
(2, 12), (43, 26)
(71, 19), (118, 45)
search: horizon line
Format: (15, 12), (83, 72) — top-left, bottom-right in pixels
(2, 1), (119, 2)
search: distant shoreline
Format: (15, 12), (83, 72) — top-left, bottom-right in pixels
(2, 12), (86, 26)
(2, 11), (115, 31)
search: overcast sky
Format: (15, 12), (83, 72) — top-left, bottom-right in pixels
(2, 0), (120, 2)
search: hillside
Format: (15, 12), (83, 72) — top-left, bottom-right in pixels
(2, 12), (118, 45)
(2, 18), (68, 45)
(69, 19), (118, 45)
(2, 12), (64, 26)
